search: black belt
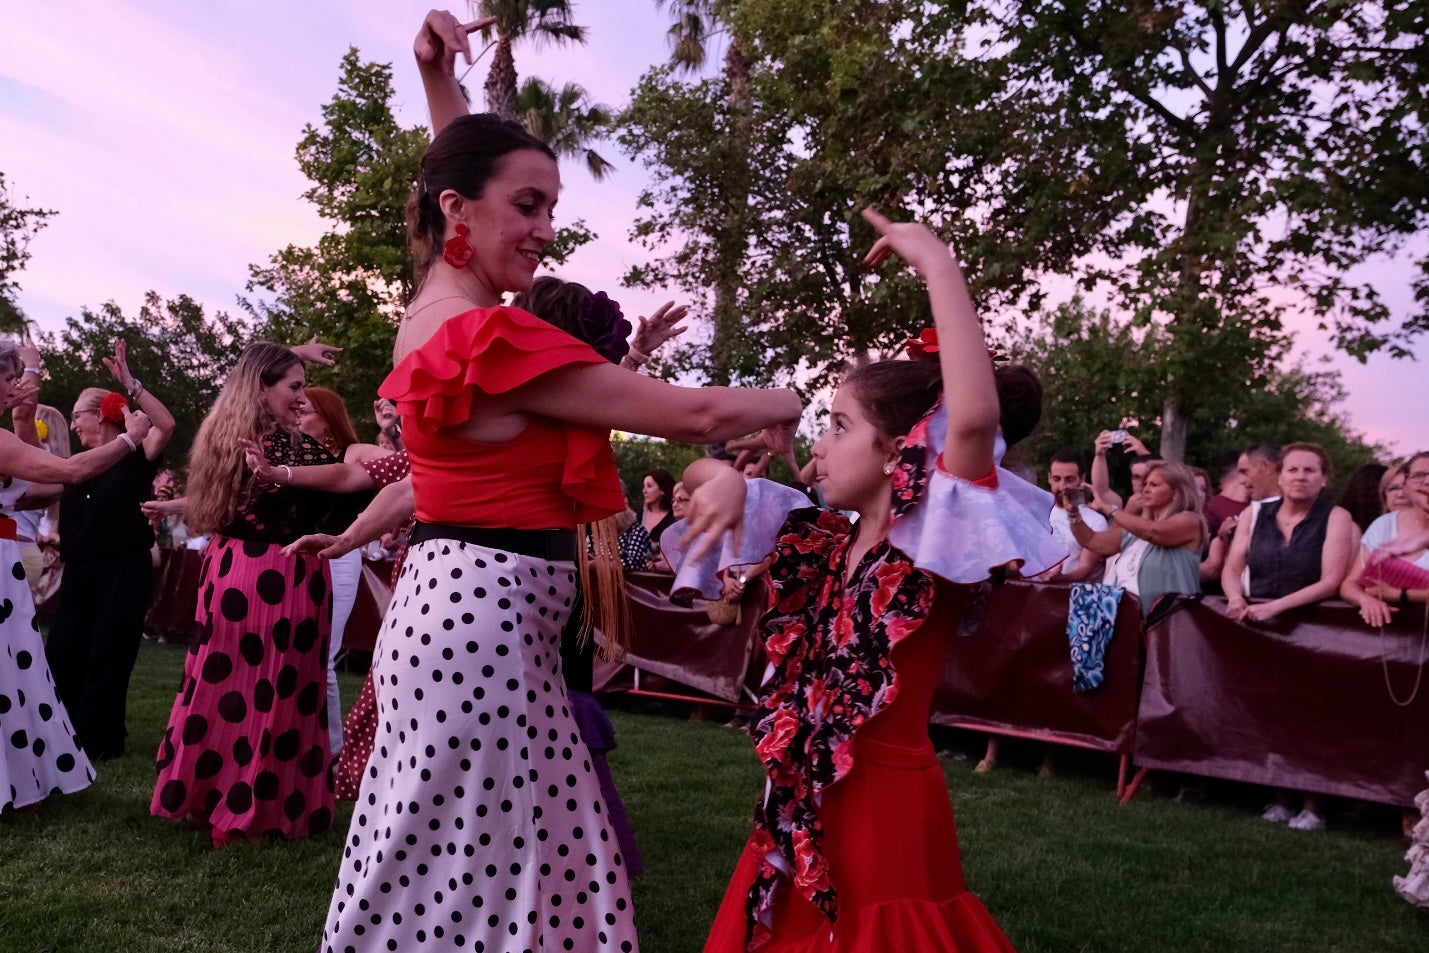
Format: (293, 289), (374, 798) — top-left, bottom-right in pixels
(409, 522), (578, 561)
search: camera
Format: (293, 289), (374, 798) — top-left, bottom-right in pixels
(1063, 486), (1093, 507)
(1107, 429), (1129, 444)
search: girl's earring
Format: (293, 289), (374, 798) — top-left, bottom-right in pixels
(883, 462), (895, 476)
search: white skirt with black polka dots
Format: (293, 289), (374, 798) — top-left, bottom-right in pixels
(0, 538), (95, 812)
(322, 538), (638, 953)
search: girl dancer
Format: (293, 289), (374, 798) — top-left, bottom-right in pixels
(671, 210), (1064, 952)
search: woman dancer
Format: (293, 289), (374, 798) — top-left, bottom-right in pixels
(150, 343), (343, 845)
(0, 340), (152, 811)
(45, 338), (175, 760)
(669, 210), (1063, 952)
(318, 21), (803, 949)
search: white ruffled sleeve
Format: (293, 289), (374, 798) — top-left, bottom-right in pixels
(886, 399), (1065, 584)
(660, 478), (814, 602)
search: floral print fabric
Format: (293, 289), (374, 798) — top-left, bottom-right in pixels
(743, 508), (935, 948)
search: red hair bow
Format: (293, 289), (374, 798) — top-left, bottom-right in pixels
(905, 328), (939, 359)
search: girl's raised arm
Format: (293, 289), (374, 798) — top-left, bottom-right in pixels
(861, 208), (998, 481)
(415, 10), (496, 136)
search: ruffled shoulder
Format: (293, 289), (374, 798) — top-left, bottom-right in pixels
(661, 480), (822, 603)
(380, 306), (606, 432)
(887, 396), (1064, 583)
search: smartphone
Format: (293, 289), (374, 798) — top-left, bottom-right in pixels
(1063, 486), (1093, 507)
(1107, 429), (1129, 444)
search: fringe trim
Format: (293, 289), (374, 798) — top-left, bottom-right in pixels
(577, 516), (631, 661)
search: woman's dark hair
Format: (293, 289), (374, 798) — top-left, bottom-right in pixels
(843, 359), (1043, 449)
(1338, 463), (1387, 531)
(406, 113), (557, 286)
(643, 468), (676, 512)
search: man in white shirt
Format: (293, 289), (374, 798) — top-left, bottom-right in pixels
(1045, 449), (1108, 582)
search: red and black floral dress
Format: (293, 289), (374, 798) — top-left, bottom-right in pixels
(693, 399), (1065, 952)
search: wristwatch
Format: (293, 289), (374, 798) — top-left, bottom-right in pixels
(1401, 588), (1411, 608)
(128, 379), (145, 398)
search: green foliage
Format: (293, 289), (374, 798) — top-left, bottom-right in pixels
(242, 49), (428, 415)
(35, 293), (253, 463)
(610, 435), (709, 505)
(1006, 300), (1383, 496)
(516, 76), (616, 180)
(621, 1), (1429, 456)
(0, 172), (56, 333)
(478, 0), (590, 120)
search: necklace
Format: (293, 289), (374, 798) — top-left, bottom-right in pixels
(396, 295), (479, 358)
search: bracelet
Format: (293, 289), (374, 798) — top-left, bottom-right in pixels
(128, 379), (145, 399)
(281, 465), (293, 484)
(118, 433), (138, 452)
(626, 344), (651, 365)
(1401, 588), (1411, 608)
(24, 366), (42, 376)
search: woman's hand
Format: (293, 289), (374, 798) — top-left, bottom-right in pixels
(1376, 531), (1429, 558)
(1245, 601), (1282, 623)
(631, 302), (689, 356)
(102, 338), (136, 392)
(1361, 578), (1402, 602)
(141, 498), (186, 520)
(681, 464), (749, 561)
(17, 339), (42, 376)
(861, 208), (954, 277)
(1123, 433), (1151, 456)
(283, 533), (354, 560)
(290, 336), (343, 366)
(1224, 597), (1250, 621)
(414, 10), (495, 71)
(374, 397), (400, 434)
(1, 376), (39, 411)
(237, 437), (278, 483)
(123, 408), (153, 444)
(1093, 431), (1114, 456)
(1359, 596), (1396, 627)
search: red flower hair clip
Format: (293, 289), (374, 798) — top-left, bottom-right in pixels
(100, 392), (129, 424)
(905, 328), (939, 360)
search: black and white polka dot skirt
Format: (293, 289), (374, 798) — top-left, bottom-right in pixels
(322, 539), (638, 952)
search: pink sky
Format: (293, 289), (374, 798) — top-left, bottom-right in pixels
(2, 1), (1422, 454)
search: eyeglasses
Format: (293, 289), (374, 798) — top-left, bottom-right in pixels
(1406, 471), (1429, 485)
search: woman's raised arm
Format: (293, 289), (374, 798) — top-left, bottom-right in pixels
(415, 10), (497, 136)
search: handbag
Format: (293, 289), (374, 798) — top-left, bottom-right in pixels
(1358, 551), (1429, 592)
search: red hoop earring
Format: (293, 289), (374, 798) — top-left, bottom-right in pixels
(443, 223), (474, 268)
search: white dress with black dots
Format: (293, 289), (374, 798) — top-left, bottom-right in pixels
(0, 478), (96, 812)
(322, 538), (638, 953)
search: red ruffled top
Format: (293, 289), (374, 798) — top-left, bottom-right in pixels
(379, 306), (625, 529)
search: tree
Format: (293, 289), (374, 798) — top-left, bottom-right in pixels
(242, 49), (428, 413)
(36, 292), (252, 463)
(976, 0), (1429, 459)
(475, 0), (588, 121)
(0, 172), (56, 334)
(515, 76), (616, 180)
(1004, 300), (1382, 496)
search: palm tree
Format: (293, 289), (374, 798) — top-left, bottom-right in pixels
(473, 0), (587, 121)
(515, 77), (615, 181)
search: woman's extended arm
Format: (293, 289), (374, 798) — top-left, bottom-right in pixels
(284, 476), (416, 560)
(415, 10), (496, 135)
(1221, 511), (1255, 618)
(1114, 509), (1202, 550)
(1067, 503), (1125, 557)
(239, 438), (380, 494)
(104, 338), (175, 460)
(861, 208), (998, 480)
(1242, 507), (1356, 621)
(0, 411), (151, 485)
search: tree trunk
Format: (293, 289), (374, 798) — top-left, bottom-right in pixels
(709, 38), (752, 386)
(484, 36), (518, 121)
(1159, 397), (1188, 462)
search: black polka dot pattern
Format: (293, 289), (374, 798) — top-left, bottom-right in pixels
(150, 536), (335, 844)
(321, 541), (636, 951)
(0, 537), (95, 813)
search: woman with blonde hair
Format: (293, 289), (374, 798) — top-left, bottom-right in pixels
(1068, 459), (1205, 616)
(151, 342), (342, 845)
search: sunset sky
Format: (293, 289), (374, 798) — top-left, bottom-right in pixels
(2, 1), (1422, 453)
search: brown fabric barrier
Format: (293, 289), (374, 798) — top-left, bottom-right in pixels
(593, 571), (765, 704)
(1134, 596), (1429, 807)
(930, 580), (1143, 754)
(144, 547), (205, 641)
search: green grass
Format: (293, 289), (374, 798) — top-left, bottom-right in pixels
(1, 642), (1424, 952)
